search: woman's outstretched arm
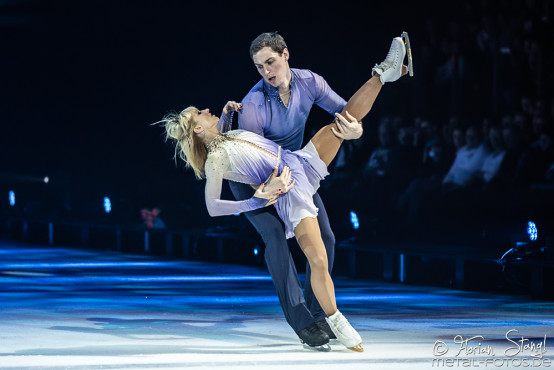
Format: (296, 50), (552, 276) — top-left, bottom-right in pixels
(204, 150), (283, 217)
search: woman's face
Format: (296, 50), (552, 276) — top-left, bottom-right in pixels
(252, 47), (290, 89)
(193, 109), (219, 133)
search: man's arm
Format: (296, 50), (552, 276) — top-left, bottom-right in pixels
(309, 70), (363, 140)
(310, 70), (347, 116)
(216, 101), (244, 133)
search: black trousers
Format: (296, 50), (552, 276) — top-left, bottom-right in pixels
(229, 181), (335, 332)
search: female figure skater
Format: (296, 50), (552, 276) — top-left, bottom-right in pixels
(160, 38), (411, 352)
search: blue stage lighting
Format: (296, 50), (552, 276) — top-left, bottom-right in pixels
(254, 247), (259, 256)
(527, 221), (537, 241)
(9, 191), (15, 206)
(103, 197), (112, 213)
(350, 211), (359, 230)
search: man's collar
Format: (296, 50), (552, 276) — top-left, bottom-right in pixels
(263, 69), (296, 96)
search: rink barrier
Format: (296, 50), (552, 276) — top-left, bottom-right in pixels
(336, 238), (553, 298)
(2, 217), (260, 265)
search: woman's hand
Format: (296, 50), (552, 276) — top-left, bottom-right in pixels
(254, 183), (281, 207)
(223, 101), (243, 114)
(264, 166), (295, 193)
(331, 110), (363, 140)
(254, 166), (296, 207)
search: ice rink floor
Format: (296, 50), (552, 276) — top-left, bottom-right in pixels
(1, 240), (553, 369)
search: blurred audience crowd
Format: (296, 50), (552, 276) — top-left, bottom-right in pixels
(321, 0), (554, 242)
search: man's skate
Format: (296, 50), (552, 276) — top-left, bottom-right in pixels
(297, 323), (331, 352)
(316, 318), (337, 340)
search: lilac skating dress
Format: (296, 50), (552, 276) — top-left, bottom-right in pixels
(204, 113), (329, 239)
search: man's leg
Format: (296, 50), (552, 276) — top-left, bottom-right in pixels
(229, 181), (316, 333)
(304, 192), (335, 322)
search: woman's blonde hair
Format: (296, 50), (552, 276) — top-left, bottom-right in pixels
(160, 106), (208, 179)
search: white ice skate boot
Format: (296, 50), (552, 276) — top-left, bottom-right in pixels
(372, 36), (406, 84)
(325, 310), (363, 352)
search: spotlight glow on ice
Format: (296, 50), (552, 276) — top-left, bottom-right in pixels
(350, 211), (359, 230)
(9, 191), (15, 206)
(103, 197), (112, 213)
(527, 221), (537, 241)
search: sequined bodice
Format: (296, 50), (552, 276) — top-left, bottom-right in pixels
(204, 130), (282, 188)
(206, 134), (227, 153)
(207, 132), (280, 160)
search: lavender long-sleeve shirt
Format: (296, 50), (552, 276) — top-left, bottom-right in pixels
(238, 68), (347, 151)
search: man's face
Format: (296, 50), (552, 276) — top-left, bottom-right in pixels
(252, 47), (290, 89)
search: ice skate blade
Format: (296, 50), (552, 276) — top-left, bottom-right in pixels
(347, 344), (364, 352)
(401, 31), (414, 77)
(302, 343), (331, 352)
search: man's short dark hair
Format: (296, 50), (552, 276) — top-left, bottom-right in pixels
(249, 32), (288, 60)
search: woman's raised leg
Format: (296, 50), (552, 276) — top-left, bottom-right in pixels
(310, 36), (410, 166)
(310, 74), (383, 166)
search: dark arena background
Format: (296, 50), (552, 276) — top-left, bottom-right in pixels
(1, 1), (553, 369)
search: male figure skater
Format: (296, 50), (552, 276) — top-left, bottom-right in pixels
(230, 32), (410, 350)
